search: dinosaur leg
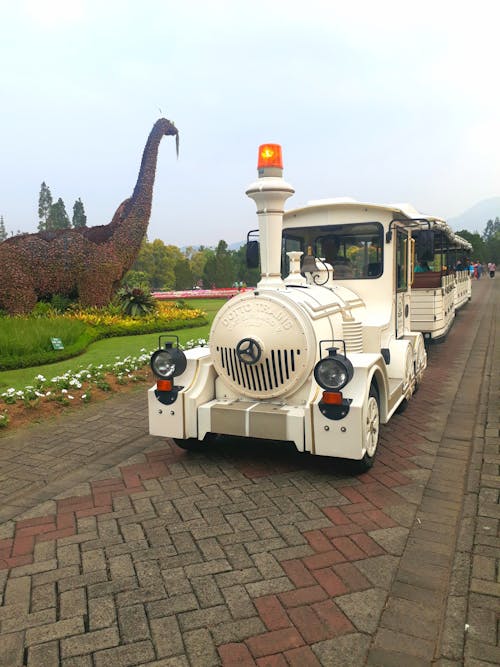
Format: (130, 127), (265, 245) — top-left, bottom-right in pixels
(78, 267), (119, 307)
(0, 281), (37, 315)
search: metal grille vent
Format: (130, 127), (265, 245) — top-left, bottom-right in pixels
(217, 347), (302, 393)
(342, 320), (363, 353)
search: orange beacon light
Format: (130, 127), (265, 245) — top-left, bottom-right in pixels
(257, 144), (283, 170)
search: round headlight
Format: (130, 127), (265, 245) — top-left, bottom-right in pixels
(150, 345), (187, 379)
(314, 349), (353, 391)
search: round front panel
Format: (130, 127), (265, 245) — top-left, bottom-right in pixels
(210, 292), (314, 399)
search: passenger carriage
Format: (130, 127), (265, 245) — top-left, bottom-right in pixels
(410, 216), (472, 341)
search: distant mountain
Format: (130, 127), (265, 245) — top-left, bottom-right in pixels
(228, 240), (245, 250)
(448, 197), (500, 234)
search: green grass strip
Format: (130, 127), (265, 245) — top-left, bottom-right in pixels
(0, 298), (225, 391)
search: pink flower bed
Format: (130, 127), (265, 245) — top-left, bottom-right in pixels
(152, 288), (253, 300)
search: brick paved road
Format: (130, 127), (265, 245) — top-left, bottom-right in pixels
(0, 279), (498, 667)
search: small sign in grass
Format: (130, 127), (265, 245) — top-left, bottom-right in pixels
(50, 337), (64, 350)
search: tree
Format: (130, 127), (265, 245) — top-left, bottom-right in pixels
(189, 247), (211, 286)
(202, 240), (235, 287)
(47, 198), (71, 230)
(232, 244), (260, 286)
(202, 250), (217, 288)
(456, 230), (486, 262)
(483, 218), (500, 264)
(482, 217), (500, 242)
(72, 198), (87, 228)
(215, 240), (236, 287)
(121, 269), (151, 289)
(174, 258), (194, 290)
(0, 215), (6, 242)
(131, 238), (184, 289)
(38, 182), (53, 231)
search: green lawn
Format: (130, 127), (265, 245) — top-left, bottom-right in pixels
(0, 298), (226, 391)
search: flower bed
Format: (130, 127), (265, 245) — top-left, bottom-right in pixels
(65, 302), (205, 332)
(153, 288), (253, 300)
(0, 304), (207, 371)
(0, 338), (208, 430)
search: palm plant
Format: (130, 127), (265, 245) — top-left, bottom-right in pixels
(116, 286), (157, 317)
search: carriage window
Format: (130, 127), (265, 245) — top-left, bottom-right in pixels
(282, 222), (383, 279)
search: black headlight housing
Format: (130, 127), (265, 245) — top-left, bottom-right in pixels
(314, 347), (354, 391)
(150, 336), (187, 380)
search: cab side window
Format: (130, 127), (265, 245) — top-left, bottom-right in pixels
(396, 229), (408, 291)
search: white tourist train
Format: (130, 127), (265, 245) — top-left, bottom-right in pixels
(148, 144), (471, 471)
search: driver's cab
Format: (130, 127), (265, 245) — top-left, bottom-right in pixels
(280, 200), (415, 339)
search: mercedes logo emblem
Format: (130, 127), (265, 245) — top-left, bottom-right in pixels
(236, 338), (262, 365)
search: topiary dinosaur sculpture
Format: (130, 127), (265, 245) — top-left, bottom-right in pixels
(0, 118), (179, 315)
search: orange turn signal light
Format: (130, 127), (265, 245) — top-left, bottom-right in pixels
(322, 391), (343, 405)
(258, 143), (283, 169)
(156, 379), (172, 392)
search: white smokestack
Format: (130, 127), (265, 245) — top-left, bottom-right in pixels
(246, 144), (294, 290)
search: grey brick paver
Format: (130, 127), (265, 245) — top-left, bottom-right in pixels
(60, 627), (120, 658)
(184, 628), (219, 667)
(60, 587), (87, 619)
(150, 615), (184, 658)
(117, 604), (150, 643)
(26, 617), (85, 645)
(89, 596), (116, 630)
(27, 640), (60, 666)
(93, 639), (155, 667)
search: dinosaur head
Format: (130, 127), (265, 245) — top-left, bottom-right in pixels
(156, 117), (179, 156)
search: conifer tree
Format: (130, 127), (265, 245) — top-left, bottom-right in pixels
(47, 198), (71, 230)
(72, 198), (87, 228)
(0, 215), (6, 241)
(38, 182), (53, 231)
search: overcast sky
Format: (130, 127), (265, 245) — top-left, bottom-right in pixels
(1, 0), (498, 246)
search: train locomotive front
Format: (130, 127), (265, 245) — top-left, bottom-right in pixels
(148, 143), (423, 472)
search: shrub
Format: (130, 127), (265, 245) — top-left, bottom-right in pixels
(0, 304), (207, 371)
(31, 302), (54, 317)
(116, 286), (157, 317)
(50, 294), (73, 312)
(0, 317), (92, 370)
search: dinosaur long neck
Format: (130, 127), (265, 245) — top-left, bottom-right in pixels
(112, 120), (177, 265)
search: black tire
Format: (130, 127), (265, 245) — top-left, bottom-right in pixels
(173, 437), (205, 451)
(350, 384), (380, 474)
(395, 397), (409, 414)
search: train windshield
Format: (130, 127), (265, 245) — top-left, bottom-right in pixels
(282, 222), (384, 279)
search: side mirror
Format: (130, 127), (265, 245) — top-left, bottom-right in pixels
(246, 240), (260, 269)
(416, 230), (435, 261)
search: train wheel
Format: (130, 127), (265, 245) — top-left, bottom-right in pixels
(351, 385), (380, 473)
